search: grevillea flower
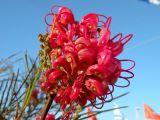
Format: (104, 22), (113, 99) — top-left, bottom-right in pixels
(36, 114), (55, 120)
(30, 89), (39, 105)
(39, 5), (135, 119)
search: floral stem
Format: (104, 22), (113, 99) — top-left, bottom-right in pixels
(41, 93), (56, 120)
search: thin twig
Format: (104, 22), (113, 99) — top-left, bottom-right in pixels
(79, 106), (128, 120)
(0, 81), (8, 110)
(3, 73), (14, 110)
(12, 57), (38, 100)
(41, 93), (56, 120)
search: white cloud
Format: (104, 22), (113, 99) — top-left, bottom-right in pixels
(149, 0), (160, 5)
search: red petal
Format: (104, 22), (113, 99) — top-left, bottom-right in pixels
(49, 48), (62, 60)
(45, 69), (55, 78)
(106, 58), (121, 74)
(70, 80), (81, 103)
(109, 34), (133, 56)
(40, 81), (47, 91)
(110, 41), (123, 57)
(86, 64), (108, 79)
(81, 13), (99, 31)
(52, 56), (70, 73)
(85, 78), (108, 96)
(78, 48), (96, 66)
(58, 7), (74, 25)
(106, 58), (122, 85)
(75, 37), (90, 46)
(60, 87), (72, 110)
(49, 38), (57, 49)
(65, 52), (79, 75)
(48, 70), (63, 84)
(56, 35), (68, 46)
(98, 27), (110, 47)
(63, 43), (75, 53)
(81, 13), (99, 23)
(31, 89), (39, 99)
(97, 47), (112, 66)
(55, 88), (64, 103)
(46, 114), (55, 120)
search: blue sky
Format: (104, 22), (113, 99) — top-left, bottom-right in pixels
(0, 0), (160, 119)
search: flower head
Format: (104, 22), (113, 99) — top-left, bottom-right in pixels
(39, 5), (135, 119)
(36, 114), (55, 120)
(30, 89), (39, 105)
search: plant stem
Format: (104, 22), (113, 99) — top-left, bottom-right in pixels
(41, 93), (56, 120)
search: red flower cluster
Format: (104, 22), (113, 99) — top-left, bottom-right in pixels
(40, 5), (135, 118)
(30, 89), (39, 105)
(36, 114), (55, 120)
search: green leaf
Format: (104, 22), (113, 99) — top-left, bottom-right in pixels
(21, 63), (42, 111)
(24, 50), (30, 72)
